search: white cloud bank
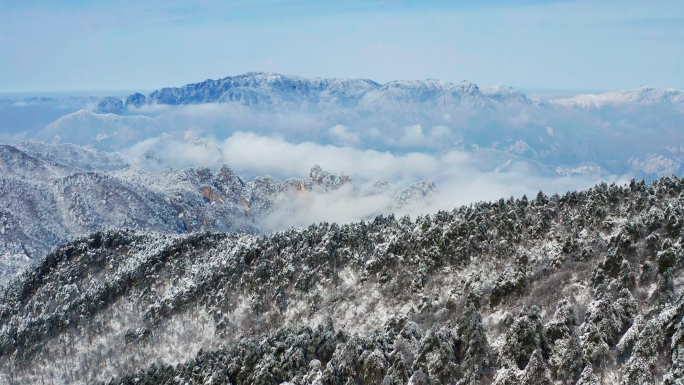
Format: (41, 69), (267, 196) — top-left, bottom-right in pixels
(328, 124), (361, 147)
(124, 131), (618, 230)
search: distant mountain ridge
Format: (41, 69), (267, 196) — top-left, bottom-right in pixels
(112, 72), (536, 111)
(105, 72), (684, 111)
(34, 109), (165, 150)
(13, 73), (684, 185)
(551, 86), (684, 108)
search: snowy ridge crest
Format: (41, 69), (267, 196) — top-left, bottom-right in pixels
(551, 86), (684, 108)
(115, 72), (534, 111)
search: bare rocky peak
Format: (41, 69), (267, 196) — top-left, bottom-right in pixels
(217, 164), (246, 190)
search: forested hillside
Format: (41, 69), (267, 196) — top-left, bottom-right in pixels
(2, 142), (429, 279)
(1, 177), (684, 384)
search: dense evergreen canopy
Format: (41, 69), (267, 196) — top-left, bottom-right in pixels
(1, 177), (684, 384)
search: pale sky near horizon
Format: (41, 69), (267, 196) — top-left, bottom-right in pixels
(1, 0), (683, 93)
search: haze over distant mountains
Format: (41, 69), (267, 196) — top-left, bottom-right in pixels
(2, 72), (684, 278)
(19, 72), (678, 180)
(552, 86), (684, 108)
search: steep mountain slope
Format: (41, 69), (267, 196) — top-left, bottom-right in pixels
(1, 177), (684, 384)
(0, 143), (433, 279)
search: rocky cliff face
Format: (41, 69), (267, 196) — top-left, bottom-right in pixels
(1, 177), (683, 384)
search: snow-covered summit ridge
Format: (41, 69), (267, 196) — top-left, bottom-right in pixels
(114, 72), (534, 110)
(551, 85), (684, 108)
(101, 73), (684, 112)
(146, 72), (380, 107)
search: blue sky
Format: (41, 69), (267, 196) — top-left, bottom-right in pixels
(1, 0), (683, 92)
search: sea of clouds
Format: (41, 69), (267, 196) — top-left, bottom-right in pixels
(0, 98), (657, 230)
(124, 130), (610, 230)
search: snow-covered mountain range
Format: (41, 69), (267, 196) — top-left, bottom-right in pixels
(27, 72), (678, 179)
(4, 73), (683, 181)
(551, 86), (684, 108)
(127, 72), (536, 111)
(2, 72), (684, 278)
(2, 177), (684, 384)
(0, 142), (436, 279)
(111, 72), (683, 111)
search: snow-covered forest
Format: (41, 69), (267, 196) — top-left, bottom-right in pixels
(1, 176), (683, 384)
